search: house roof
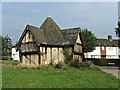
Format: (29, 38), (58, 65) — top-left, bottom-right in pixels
(17, 17), (72, 46)
(39, 16), (69, 45)
(28, 25), (46, 44)
(16, 25), (44, 47)
(97, 39), (118, 47)
(62, 27), (81, 45)
(17, 16), (84, 47)
(17, 16), (118, 48)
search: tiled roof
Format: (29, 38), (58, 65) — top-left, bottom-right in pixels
(97, 39), (118, 47)
(62, 28), (81, 45)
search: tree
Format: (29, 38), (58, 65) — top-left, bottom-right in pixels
(81, 28), (97, 53)
(0, 35), (13, 56)
(115, 21), (120, 48)
(115, 21), (120, 37)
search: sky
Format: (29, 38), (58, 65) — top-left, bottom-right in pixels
(2, 2), (118, 44)
(119, 1), (120, 20)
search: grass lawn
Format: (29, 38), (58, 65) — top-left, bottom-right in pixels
(2, 60), (20, 65)
(2, 65), (119, 88)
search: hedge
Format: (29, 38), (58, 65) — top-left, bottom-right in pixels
(0, 56), (12, 60)
(86, 58), (120, 66)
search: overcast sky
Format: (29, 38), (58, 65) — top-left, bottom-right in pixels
(2, 2), (118, 44)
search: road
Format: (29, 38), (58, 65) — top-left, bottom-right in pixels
(100, 66), (120, 79)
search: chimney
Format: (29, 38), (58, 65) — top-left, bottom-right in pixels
(108, 35), (112, 41)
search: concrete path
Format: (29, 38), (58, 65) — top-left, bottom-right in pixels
(100, 66), (120, 79)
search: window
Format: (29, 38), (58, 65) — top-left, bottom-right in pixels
(111, 47), (113, 50)
(108, 47), (113, 50)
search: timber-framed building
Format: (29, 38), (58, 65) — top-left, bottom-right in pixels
(16, 16), (84, 65)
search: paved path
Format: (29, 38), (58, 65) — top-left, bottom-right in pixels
(100, 66), (120, 79)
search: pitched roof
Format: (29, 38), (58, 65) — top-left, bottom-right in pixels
(28, 25), (46, 44)
(17, 17), (71, 46)
(17, 17), (84, 47)
(39, 16), (69, 45)
(16, 24), (45, 47)
(62, 27), (81, 45)
(97, 39), (118, 47)
(40, 16), (61, 31)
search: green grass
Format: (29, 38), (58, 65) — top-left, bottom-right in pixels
(2, 60), (20, 65)
(2, 65), (119, 88)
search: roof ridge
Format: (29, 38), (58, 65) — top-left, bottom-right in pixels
(27, 24), (40, 29)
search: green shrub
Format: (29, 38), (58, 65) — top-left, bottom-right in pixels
(81, 61), (92, 67)
(94, 59), (108, 66)
(86, 58), (120, 66)
(69, 59), (92, 68)
(69, 59), (80, 68)
(54, 61), (63, 69)
(2, 56), (12, 60)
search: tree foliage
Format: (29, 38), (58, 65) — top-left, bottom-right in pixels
(115, 21), (120, 48)
(81, 28), (97, 53)
(0, 35), (13, 56)
(115, 21), (120, 37)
